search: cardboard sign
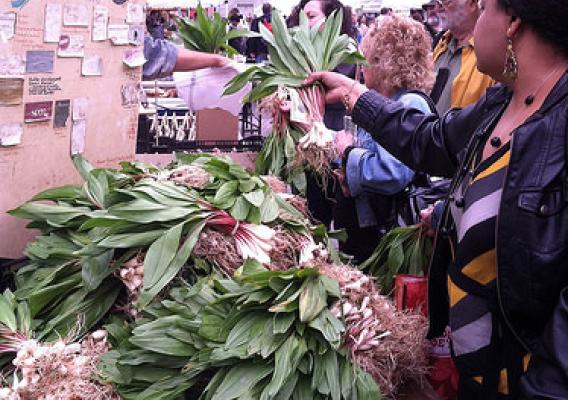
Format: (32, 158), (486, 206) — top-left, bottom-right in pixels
(24, 101), (53, 123)
(0, 78), (24, 106)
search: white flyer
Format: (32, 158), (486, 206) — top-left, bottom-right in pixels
(0, 12), (16, 41)
(63, 4), (89, 27)
(58, 34), (85, 58)
(82, 55), (103, 76)
(108, 24), (130, 45)
(0, 54), (25, 75)
(71, 120), (86, 155)
(44, 4), (62, 43)
(0, 123), (23, 146)
(73, 97), (89, 121)
(128, 24), (144, 46)
(92, 5), (108, 41)
(126, 3), (145, 24)
(123, 48), (146, 68)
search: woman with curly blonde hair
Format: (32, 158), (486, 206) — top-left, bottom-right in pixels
(331, 14), (437, 264)
(360, 14), (435, 96)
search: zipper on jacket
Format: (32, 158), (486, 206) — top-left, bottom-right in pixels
(495, 131), (530, 353)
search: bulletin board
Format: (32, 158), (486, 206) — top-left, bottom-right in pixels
(0, 0), (145, 258)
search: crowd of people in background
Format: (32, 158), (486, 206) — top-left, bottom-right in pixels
(144, 1), (453, 64)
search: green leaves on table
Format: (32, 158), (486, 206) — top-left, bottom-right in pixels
(102, 262), (381, 399)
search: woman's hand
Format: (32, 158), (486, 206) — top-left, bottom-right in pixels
(304, 72), (367, 108)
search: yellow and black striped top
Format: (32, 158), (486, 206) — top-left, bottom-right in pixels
(448, 143), (529, 398)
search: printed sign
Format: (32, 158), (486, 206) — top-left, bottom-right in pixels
(24, 101), (53, 123)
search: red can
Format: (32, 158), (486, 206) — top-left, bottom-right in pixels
(394, 274), (428, 316)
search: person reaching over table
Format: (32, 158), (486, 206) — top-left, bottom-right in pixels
(143, 36), (229, 80)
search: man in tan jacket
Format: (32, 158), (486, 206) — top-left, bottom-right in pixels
(432, 0), (495, 114)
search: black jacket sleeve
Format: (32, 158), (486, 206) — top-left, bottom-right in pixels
(521, 288), (568, 399)
(351, 89), (492, 178)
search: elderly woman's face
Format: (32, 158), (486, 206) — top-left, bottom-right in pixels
(304, 1), (326, 28)
(474, 0), (510, 79)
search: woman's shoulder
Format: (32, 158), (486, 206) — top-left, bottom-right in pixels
(398, 92), (433, 114)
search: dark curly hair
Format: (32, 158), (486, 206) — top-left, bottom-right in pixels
(496, 0), (568, 57)
(287, 0), (355, 38)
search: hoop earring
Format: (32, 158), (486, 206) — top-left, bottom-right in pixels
(503, 37), (518, 80)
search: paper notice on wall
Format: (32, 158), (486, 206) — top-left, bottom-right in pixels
(0, 54), (24, 75)
(58, 35), (84, 58)
(0, 123), (23, 146)
(73, 97), (89, 121)
(92, 5), (108, 41)
(108, 24), (130, 45)
(123, 48), (146, 68)
(128, 24), (144, 46)
(63, 4), (89, 27)
(71, 120), (86, 155)
(0, 12), (16, 41)
(24, 101), (53, 123)
(82, 55), (103, 76)
(44, 4), (62, 43)
(25, 50), (55, 74)
(126, 3), (145, 24)
(0, 77), (24, 106)
(53, 99), (70, 128)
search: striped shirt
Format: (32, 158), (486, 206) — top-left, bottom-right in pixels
(447, 143), (529, 397)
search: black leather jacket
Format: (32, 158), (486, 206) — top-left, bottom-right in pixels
(352, 71), (568, 399)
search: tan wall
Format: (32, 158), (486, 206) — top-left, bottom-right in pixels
(0, 0), (143, 258)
